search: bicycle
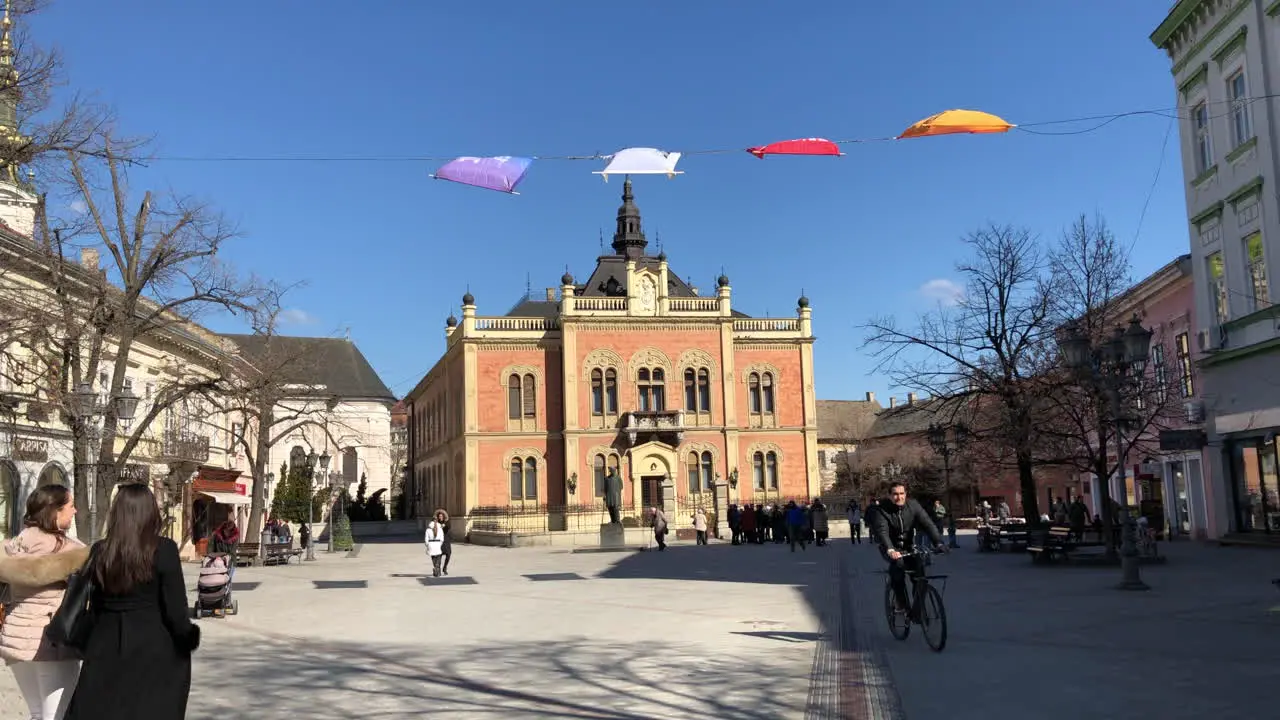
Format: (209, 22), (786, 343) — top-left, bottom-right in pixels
(883, 546), (949, 652)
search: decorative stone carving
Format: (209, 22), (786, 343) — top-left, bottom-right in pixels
(746, 441), (785, 463)
(677, 348), (716, 374)
(501, 447), (546, 471)
(740, 362), (781, 383)
(583, 348), (625, 377)
(629, 347), (671, 375)
(637, 274), (658, 315)
(499, 364), (544, 387)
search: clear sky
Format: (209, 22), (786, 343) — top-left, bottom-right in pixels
(31, 1), (1186, 403)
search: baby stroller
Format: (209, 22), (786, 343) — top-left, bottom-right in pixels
(193, 551), (238, 618)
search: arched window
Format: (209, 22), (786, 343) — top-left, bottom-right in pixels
(509, 459), (522, 500)
(591, 369), (604, 415)
(606, 453), (620, 480)
(594, 453), (606, 496)
(762, 373), (775, 414)
(748, 373), (761, 414)
(0, 461), (17, 539)
(752, 452), (765, 490)
(684, 369), (697, 411)
(766, 451), (779, 490)
(638, 368), (665, 411)
(686, 451), (700, 493)
(524, 457), (538, 499)
(522, 374), (536, 418)
(700, 451), (714, 491)
(605, 369), (618, 414)
(507, 375), (521, 420)
(697, 369), (711, 412)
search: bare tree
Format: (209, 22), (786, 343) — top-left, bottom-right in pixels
(5, 129), (262, 539)
(1034, 215), (1183, 551)
(862, 224), (1055, 521)
(215, 293), (365, 537)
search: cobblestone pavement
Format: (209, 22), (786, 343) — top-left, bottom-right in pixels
(1, 537), (1277, 719)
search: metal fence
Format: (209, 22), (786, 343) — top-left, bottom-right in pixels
(469, 502), (642, 534)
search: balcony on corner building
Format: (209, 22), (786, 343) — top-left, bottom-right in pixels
(159, 428), (211, 464)
(622, 409), (685, 447)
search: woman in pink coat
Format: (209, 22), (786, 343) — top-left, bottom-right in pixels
(0, 484), (89, 720)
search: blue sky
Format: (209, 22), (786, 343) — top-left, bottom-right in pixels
(32, 1), (1186, 402)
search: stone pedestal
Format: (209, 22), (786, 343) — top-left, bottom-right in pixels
(599, 523), (626, 549)
(661, 476), (676, 517)
(713, 481), (729, 539)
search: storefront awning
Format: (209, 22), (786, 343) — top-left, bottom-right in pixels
(198, 491), (251, 506)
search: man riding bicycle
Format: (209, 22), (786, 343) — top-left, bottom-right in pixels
(869, 481), (947, 617)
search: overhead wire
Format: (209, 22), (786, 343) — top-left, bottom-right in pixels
(135, 94), (1279, 164)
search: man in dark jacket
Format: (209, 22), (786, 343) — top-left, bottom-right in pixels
(869, 481), (946, 616)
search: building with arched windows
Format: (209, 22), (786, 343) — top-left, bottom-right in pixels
(403, 179), (819, 540)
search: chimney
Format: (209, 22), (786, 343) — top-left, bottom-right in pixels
(545, 288), (556, 302)
(865, 391), (876, 403)
(889, 396), (897, 409)
(907, 392), (917, 405)
(80, 247), (99, 271)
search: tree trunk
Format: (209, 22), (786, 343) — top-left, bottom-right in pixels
(71, 424), (92, 540)
(245, 400), (274, 537)
(1017, 450), (1039, 522)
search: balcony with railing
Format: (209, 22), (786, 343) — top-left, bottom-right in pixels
(159, 429), (211, 463)
(622, 409), (685, 446)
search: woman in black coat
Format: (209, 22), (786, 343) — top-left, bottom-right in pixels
(64, 483), (200, 720)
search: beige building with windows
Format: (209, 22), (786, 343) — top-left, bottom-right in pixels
(1152, 0), (1280, 539)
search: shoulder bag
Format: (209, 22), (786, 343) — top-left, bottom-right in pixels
(48, 548), (97, 650)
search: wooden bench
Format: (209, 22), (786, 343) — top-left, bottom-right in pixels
(262, 539), (304, 566)
(233, 542), (260, 566)
(1027, 526), (1072, 563)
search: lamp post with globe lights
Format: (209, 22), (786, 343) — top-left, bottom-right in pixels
(1057, 314), (1153, 590)
(69, 381), (140, 539)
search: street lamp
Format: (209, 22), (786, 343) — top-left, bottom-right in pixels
(305, 450), (332, 561)
(1056, 313), (1153, 591)
(927, 421), (968, 548)
(71, 381), (143, 539)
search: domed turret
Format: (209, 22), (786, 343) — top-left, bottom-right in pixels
(446, 314), (458, 328)
(462, 291), (475, 306)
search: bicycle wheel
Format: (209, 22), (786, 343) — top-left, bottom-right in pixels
(884, 580), (910, 640)
(919, 584), (948, 652)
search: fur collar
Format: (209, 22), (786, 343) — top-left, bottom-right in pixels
(0, 546), (90, 587)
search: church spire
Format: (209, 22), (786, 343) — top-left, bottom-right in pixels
(0, 0), (16, 134)
(611, 175), (647, 259)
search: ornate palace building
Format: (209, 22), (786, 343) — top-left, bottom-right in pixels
(404, 179), (818, 539)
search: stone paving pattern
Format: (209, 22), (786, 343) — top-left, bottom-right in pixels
(0, 535), (1276, 718)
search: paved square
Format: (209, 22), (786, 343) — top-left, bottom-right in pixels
(1, 536), (1277, 719)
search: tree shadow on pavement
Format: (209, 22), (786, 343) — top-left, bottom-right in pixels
(192, 624), (808, 720)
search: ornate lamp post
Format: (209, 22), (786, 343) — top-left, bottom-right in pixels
(305, 450), (330, 561)
(927, 421), (968, 548)
(1057, 314), (1153, 590)
(70, 381), (140, 539)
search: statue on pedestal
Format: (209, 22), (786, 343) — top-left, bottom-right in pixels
(604, 469), (624, 524)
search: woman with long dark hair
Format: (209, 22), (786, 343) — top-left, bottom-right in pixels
(0, 484), (87, 720)
(63, 483), (199, 720)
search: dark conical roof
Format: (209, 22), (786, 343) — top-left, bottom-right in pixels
(611, 176), (646, 259)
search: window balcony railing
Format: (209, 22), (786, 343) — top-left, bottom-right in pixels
(622, 410), (685, 446)
(160, 429), (211, 463)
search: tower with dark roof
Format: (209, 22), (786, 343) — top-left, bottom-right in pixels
(611, 176), (646, 259)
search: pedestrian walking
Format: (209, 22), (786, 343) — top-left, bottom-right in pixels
(440, 511), (453, 575)
(785, 501), (807, 552)
(64, 483), (200, 720)
(425, 510), (448, 577)
(1, 485), (87, 720)
(810, 499), (830, 546)
(692, 508), (708, 545)
(847, 500), (863, 544)
(651, 507), (669, 551)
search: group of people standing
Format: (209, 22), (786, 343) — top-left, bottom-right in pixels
(726, 500), (832, 550)
(0, 483), (199, 719)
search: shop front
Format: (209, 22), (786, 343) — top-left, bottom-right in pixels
(190, 467), (249, 556)
(1225, 433), (1280, 535)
